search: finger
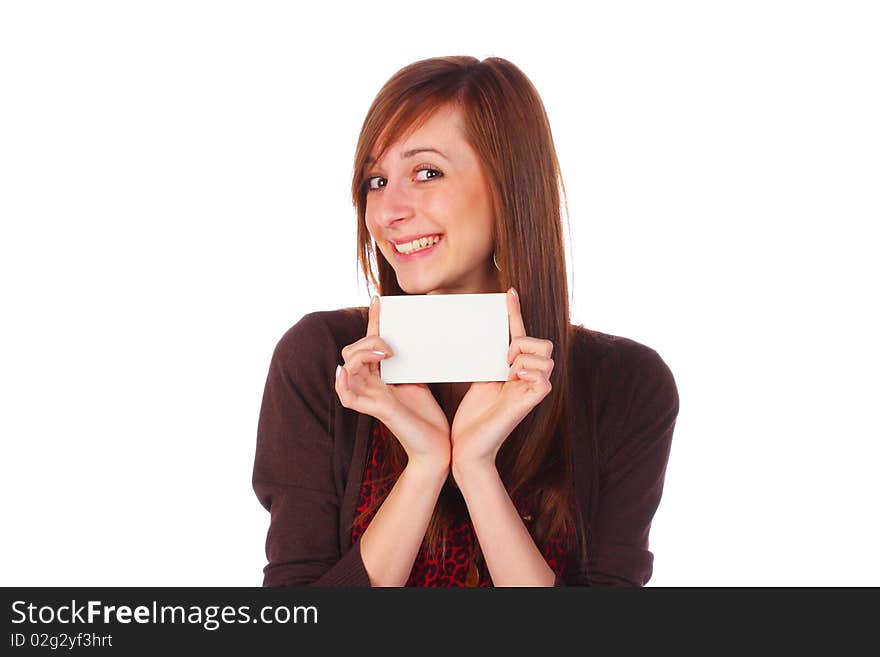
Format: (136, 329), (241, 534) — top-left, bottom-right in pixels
(367, 295), (380, 337)
(340, 299), (382, 366)
(515, 368), (553, 392)
(336, 365), (371, 410)
(335, 363), (354, 404)
(507, 287), (526, 341)
(507, 336), (553, 364)
(345, 348), (389, 376)
(510, 354), (554, 376)
(341, 335), (395, 361)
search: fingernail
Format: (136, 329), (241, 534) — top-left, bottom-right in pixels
(371, 350), (386, 356)
(509, 287), (518, 301)
(370, 296), (378, 308)
(335, 365), (342, 378)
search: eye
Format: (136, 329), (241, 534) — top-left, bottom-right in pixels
(414, 166), (443, 182)
(363, 166), (443, 193)
(365, 176), (385, 191)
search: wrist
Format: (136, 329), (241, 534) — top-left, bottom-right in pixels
(406, 454), (451, 480)
(451, 457), (498, 488)
(384, 405), (451, 468)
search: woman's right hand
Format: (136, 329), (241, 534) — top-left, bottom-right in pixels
(335, 296), (451, 468)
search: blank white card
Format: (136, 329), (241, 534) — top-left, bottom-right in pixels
(378, 293), (510, 384)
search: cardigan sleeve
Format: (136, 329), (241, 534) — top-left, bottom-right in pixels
(252, 312), (373, 587)
(568, 344), (679, 587)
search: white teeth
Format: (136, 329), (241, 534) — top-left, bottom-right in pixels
(394, 235), (440, 253)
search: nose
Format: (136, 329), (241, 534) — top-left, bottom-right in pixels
(374, 173), (416, 232)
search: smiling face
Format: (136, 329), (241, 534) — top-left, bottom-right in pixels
(364, 104), (500, 295)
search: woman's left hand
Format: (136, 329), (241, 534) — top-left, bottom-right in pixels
(450, 288), (555, 473)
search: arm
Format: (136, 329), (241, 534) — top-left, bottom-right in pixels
(253, 313), (371, 586)
(569, 346), (680, 586)
(359, 457), (449, 586)
(447, 288), (558, 586)
(453, 462), (557, 587)
(330, 295), (455, 586)
(253, 312), (451, 586)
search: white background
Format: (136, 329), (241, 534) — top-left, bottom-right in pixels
(1, 1), (877, 586)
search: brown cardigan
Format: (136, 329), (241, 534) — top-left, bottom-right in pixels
(252, 307), (679, 586)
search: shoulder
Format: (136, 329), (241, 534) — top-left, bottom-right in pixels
(273, 306), (368, 362)
(569, 323), (679, 433)
(570, 322), (663, 364)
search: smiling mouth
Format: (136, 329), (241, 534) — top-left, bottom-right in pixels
(391, 234), (443, 255)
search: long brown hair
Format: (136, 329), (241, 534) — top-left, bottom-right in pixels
(349, 56), (589, 578)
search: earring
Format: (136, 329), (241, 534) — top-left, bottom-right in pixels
(493, 250), (501, 272)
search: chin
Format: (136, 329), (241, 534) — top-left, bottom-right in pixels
(396, 276), (438, 296)
(398, 282), (427, 295)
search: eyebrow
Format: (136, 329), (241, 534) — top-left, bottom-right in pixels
(365, 147), (449, 165)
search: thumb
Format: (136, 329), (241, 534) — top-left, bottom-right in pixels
(366, 295), (379, 337)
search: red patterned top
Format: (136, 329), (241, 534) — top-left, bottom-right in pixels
(351, 419), (570, 586)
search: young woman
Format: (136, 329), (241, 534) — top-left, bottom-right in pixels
(253, 56), (680, 587)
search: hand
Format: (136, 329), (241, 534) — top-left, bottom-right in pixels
(450, 288), (554, 473)
(335, 295), (451, 468)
